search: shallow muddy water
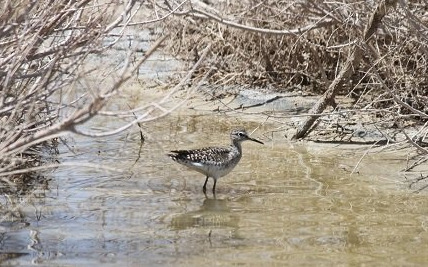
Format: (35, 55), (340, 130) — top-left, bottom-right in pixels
(3, 109), (428, 266)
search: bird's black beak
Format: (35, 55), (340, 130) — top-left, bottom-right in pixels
(248, 137), (264, 145)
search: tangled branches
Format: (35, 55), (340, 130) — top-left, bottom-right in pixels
(0, 0), (175, 184)
(164, 0), (428, 140)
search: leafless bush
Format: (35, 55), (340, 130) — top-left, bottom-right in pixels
(166, 0), (427, 94)
(163, 1), (428, 142)
(0, 0), (200, 186)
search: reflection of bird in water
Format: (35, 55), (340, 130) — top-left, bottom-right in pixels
(169, 198), (235, 230)
(201, 197), (229, 213)
(168, 129), (263, 195)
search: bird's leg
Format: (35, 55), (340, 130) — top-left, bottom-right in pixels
(212, 179), (217, 195)
(203, 176), (209, 194)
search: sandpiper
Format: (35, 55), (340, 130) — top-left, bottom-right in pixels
(168, 129), (264, 194)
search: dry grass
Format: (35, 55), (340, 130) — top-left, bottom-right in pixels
(166, 1), (427, 98)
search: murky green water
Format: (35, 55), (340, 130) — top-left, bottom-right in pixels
(3, 109), (428, 266)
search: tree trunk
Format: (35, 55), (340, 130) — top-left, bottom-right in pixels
(292, 0), (398, 140)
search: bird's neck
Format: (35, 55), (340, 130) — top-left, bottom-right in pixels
(232, 140), (242, 154)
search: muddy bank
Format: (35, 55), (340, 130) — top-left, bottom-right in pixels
(179, 86), (420, 145)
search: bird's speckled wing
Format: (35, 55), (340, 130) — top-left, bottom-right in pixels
(168, 146), (234, 166)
